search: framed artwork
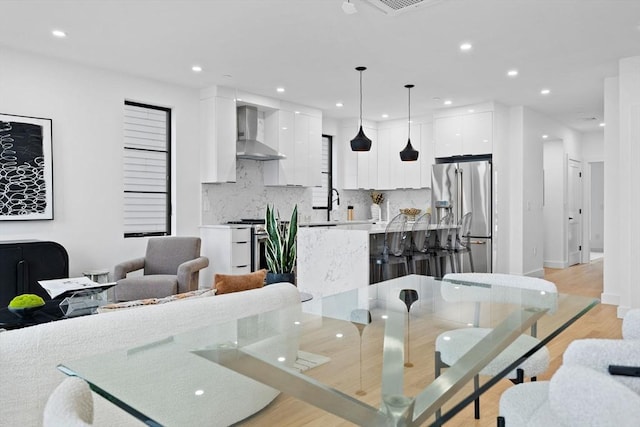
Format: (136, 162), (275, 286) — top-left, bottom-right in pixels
(0, 113), (53, 220)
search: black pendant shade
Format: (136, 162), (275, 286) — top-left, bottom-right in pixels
(399, 84), (419, 162)
(351, 66), (372, 152)
(351, 125), (372, 151)
(400, 139), (419, 161)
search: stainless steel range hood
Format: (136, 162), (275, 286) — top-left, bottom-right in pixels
(236, 105), (286, 160)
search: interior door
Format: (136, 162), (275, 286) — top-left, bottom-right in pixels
(568, 159), (583, 266)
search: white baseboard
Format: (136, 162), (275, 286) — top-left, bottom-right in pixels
(601, 292), (620, 306)
(543, 260), (568, 269)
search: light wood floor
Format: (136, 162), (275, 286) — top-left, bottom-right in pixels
(238, 259), (619, 427)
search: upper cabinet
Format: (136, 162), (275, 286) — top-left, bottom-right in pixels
(200, 87), (237, 183)
(341, 118), (432, 190)
(264, 103), (322, 187)
(434, 110), (493, 157)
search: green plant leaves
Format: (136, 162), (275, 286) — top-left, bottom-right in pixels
(265, 204), (298, 274)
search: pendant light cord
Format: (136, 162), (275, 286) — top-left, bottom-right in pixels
(407, 85), (411, 138)
(359, 69), (363, 126)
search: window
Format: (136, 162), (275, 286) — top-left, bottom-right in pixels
(312, 135), (333, 215)
(123, 101), (171, 237)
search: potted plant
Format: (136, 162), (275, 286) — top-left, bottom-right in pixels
(265, 204), (298, 285)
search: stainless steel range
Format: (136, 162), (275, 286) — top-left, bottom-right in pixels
(227, 219), (268, 272)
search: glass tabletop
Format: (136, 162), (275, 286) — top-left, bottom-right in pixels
(58, 275), (598, 427)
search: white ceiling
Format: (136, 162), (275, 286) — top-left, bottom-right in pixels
(2, 0), (640, 132)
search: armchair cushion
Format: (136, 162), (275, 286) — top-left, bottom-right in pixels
(622, 308), (640, 340)
(215, 269), (267, 295)
(114, 275), (177, 302)
(562, 338), (640, 394)
(549, 365), (640, 427)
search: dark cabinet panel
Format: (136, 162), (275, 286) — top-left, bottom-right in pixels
(0, 241), (69, 307)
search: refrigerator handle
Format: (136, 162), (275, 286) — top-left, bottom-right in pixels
(457, 168), (463, 222)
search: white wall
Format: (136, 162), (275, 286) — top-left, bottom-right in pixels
(581, 131), (605, 253)
(543, 140), (565, 267)
(590, 162), (604, 251)
(603, 56), (640, 315)
(0, 47), (201, 278)
(504, 106), (583, 276)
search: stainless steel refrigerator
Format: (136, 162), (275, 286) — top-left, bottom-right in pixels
(431, 158), (492, 272)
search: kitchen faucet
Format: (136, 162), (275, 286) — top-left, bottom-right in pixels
(328, 188), (340, 221)
(331, 188), (340, 206)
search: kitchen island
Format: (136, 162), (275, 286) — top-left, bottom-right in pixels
(297, 221), (458, 297)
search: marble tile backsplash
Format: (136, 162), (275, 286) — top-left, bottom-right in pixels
(201, 159), (431, 224)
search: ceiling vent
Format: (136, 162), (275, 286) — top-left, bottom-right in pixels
(363, 0), (445, 15)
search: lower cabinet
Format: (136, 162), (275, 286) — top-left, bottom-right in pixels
(200, 227), (251, 288)
(0, 240), (69, 306)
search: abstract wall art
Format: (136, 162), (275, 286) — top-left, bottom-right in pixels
(0, 113), (53, 220)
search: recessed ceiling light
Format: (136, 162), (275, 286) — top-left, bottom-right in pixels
(542, 134), (549, 139)
(52, 29), (67, 38)
(335, 333), (344, 338)
(468, 109), (475, 113)
(599, 122), (606, 127)
(382, 113), (389, 118)
(336, 102), (343, 107)
(459, 42), (472, 51)
(191, 65), (203, 72)
(540, 88), (551, 95)
(507, 69), (519, 77)
(276, 87), (285, 93)
(444, 100), (452, 105)
(294, 111), (300, 114)
(194, 390), (204, 396)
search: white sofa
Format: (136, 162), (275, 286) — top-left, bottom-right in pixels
(0, 282), (301, 426)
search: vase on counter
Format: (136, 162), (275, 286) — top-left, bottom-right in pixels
(371, 204), (382, 222)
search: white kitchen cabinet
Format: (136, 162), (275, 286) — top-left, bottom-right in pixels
(340, 123), (359, 190)
(420, 122), (434, 187)
(200, 93), (237, 183)
(264, 109), (322, 187)
(356, 125), (378, 189)
(434, 115), (463, 158)
(264, 110), (295, 185)
(200, 226), (251, 287)
(463, 111), (493, 154)
(307, 114), (322, 187)
(434, 111), (493, 157)
(376, 128), (392, 190)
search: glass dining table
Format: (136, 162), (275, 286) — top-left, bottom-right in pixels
(58, 274), (598, 427)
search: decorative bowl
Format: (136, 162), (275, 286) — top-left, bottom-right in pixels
(400, 208), (421, 219)
(8, 305), (44, 319)
(8, 294), (45, 318)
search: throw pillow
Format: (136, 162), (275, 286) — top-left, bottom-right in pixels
(214, 269), (267, 295)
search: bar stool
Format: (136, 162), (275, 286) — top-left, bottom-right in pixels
(371, 213), (411, 282)
(453, 212), (475, 273)
(409, 212), (437, 276)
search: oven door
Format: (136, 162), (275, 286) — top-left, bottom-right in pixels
(253, 231), (269, 272)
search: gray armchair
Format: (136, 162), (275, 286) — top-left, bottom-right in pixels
(113, 236), (209, 302)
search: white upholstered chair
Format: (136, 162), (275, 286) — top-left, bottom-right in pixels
(435, 273), (557, 419)
(43, 377), (93, 427)
(498, 308), (640, 427)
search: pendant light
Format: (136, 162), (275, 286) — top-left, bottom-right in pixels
(350, 66), (372, 152)
(399, 84), (419, 161)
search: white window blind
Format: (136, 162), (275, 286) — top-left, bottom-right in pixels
(123, 102), (170, 237)
(312, 136), (331, 208)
